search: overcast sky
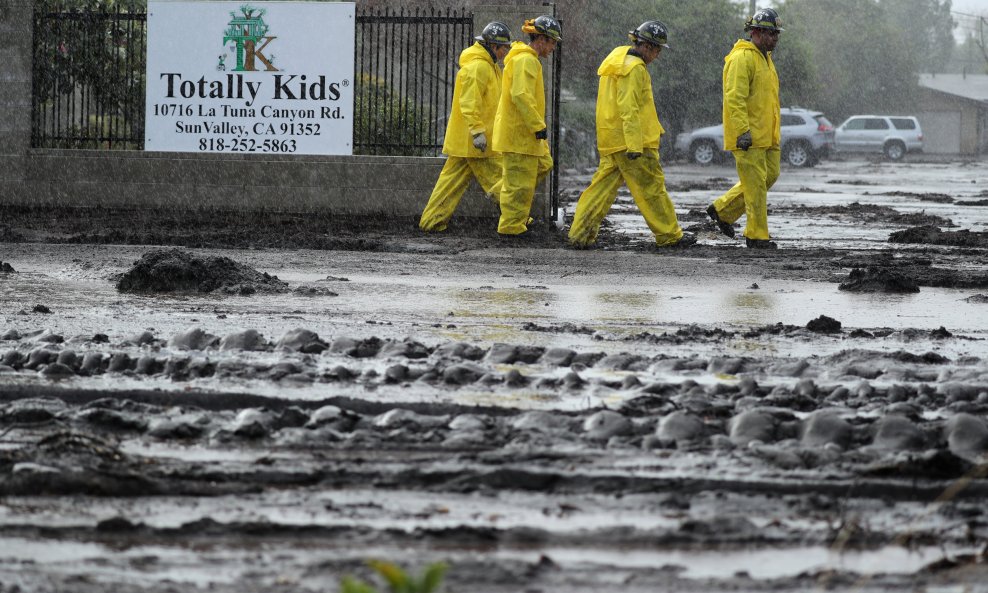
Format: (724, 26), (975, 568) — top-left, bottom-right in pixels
(951, 0), (988, 14)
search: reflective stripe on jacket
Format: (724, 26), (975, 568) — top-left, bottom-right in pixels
(722, 39), (780, 150)
(442, 42), (501, 157)
(595, 46), (664, 156)
(492, 42), (548, 156)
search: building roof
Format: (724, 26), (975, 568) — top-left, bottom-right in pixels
(919, 73), (988, 102)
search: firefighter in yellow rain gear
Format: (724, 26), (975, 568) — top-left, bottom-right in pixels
(569, 21), (695, 249)
(706, 8), (783, 249)
(492, 15), (560, 237)
(419, 22), (512, 232)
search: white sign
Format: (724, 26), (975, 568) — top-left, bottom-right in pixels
(145, 1), (354, 155)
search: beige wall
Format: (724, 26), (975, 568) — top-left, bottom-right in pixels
(916, 89), (983, 155)
(0, 1), (547, 220)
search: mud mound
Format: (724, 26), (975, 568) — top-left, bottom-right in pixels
(889, 226), (988, 248)
(839, 267), (920, 293)
(781, 203), (951, 227)
(116, 248), (289, 294)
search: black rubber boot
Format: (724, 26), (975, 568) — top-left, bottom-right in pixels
(745, 238), (778, 249)
(706, 205), (735, 238)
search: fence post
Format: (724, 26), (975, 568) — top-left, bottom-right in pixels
(0, 0), (33, 188)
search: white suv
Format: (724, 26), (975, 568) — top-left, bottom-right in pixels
(834, 115), (923, 161)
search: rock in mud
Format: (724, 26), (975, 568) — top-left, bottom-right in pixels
(964, 294), (988, 303)
(116, 248), (289, 294)
(276, 328), (328, 354)
(230, 408), (274, 439)
(220, 329), (268, 351)
(583, 410), (632, 441)
(729, 409), (777, 446)
(442, 363), (486, 385)
(435, 341), (486, 361)
(807, 315), (842, 333)
(944, 414), (988, 457)
(148, 417), (205, 440)
(374, 408), (448, 429)
(871, 416), (926, 450)
(124, 331), (156, 346)
(449, 414), (489, 431)
(656, 411), (705, 445)
(80, 352), (104, 374)
(487, 343), (544, 364)
(75, 408), (148, 432)
(541, 347), (576, 366)
(330, 336), (382, 358)
(379, 339), (431, 359)
(839, 267), (920, 293)
(512, 411), (573, 433)
(169, 327), (219, 351)
(0, 398), (67, 423)
(0, 261), (15, 273)
(40, 362), (75, 379)
(801, 410), (853, 448)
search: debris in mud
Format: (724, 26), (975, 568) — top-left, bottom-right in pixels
(957, 199), (988, 206)
(32, 304), (52, 314)
(876, 191), (954, 203)
(807, 315), (842, 333)
(838, 267), (920, 293)
(889, 226), (988, 248)
(827, 179), (877, 186)
(522, 322), (596, 335)
(0, 262), (14, 273)
(781, 203), (952, 227)
(116, 248), (289, 294)
(666, 178), (730, 192)
(965, 294), (988, 303)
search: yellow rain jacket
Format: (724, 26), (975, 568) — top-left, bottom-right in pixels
(492, 42), (548, 157)
(442, 42), (502, 157)
(595, 46), (664, 156)
(722, 39), (780, 151)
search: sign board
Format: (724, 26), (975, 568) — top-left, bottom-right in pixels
(145, 1), (354, 155)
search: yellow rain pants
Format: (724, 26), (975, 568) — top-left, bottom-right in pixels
(710, 147), (780, 241)
(496, 151), (553, 235)
(419, 156), (502, 232)
(568, 149), (683, 247)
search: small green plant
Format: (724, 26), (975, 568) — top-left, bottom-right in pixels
(340, 560), (447, 593)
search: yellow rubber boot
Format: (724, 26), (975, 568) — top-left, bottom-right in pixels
(568, 154), (622, 247)
(619, 149), (683, 246)
(419, 157), (473, 232)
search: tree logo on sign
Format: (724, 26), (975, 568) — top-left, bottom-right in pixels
(222, 5), (278, 72)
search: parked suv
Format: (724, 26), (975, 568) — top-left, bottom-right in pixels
(834, 115), (923, 161)
(674, 107), (834, 167)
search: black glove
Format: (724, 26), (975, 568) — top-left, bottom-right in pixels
(626, 151), (642, 161)
(736, 130), (752, 151)
(534, 128), (548, 140)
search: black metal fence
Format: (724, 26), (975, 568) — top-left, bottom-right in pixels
(354, 7), (473, 156)
(29, 4), (473, 155)
(31, 2), (147, 149)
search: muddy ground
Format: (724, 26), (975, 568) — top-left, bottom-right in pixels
(1, 158), (988, 593)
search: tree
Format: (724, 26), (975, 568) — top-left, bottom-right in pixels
(778, 0), (921, 123)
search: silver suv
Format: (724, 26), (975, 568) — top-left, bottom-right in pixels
(834, 115), (923, 161)
(674, 107), (835, 167)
